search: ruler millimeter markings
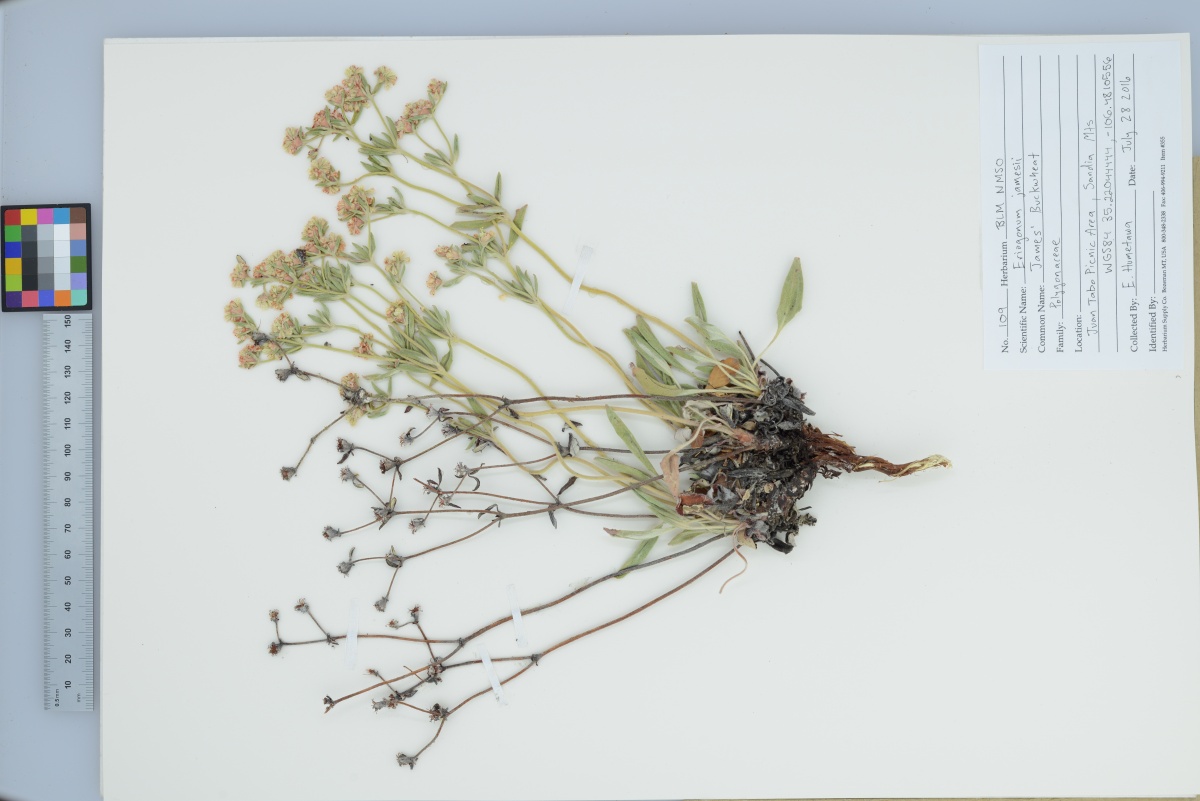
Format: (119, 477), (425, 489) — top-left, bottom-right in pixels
(42, 312), (94, 711)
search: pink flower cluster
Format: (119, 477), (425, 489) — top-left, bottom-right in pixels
(384, 302), (406, 325)
(282, 127), (304, 155)
(230, 256), (250, 287)
(325, 66), (370, 114)
(383, 250), (410, 280)
(395, 98), (434, 139)
(374, 66), (398, 90)
(224, 299), (255, 342)
(301, 216), (346, 256)
(336, 185), (375, 236)
(308, 157), (342, 195)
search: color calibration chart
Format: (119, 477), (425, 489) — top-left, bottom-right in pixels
(3, 204), (93, 311)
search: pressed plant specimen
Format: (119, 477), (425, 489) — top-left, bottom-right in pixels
(228, 65), (950, 769)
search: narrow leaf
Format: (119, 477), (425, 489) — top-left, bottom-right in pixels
(508, 204), (527, 248)
(451, 218), (493, 231)
(618, 538), (657, 574)
(631, 366), (686, 397)
(691, 282), (707, 323)
(593, 455), (652, 482)
(494, 172), (502, 201)
(628, 329), (675, 379)
(668, 528), (711, 546)
(604, 526), (663, 541)
(605, 406), (654, 473)
(775, 257), (805, 330)
(634, 316), (679, 369)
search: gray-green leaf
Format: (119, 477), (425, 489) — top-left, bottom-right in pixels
(776, 257), (804, 330)
(605, 406), (654, 473)
(604, 526), (665, 541)
(618, 537), (657, 574)
(691, 282), (707, 323)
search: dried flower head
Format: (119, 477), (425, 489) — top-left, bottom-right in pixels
(230, 256), (250, 287)
(384, 302), (406, 325)
(374, 66), (397, 90)
(237, 344), (261, 369)
(383, 250), (410, 279)
(425, 272), (443, 295)
(223, 298), (249, 324)
(354, 334), (375, 357)
(337, 185), (374, 236)
(271, 313), (300, 340)
(282, 127), (305, 155)
(307, 157), (341, 194)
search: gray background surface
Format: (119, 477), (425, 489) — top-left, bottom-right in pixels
(2, 2), (1199, 801)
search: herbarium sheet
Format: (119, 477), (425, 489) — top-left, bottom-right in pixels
(101, 35), (1198, 801)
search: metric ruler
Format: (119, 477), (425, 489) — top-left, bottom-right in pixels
(41, 312), (94, 710)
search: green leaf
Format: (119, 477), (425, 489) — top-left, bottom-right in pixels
(668, 528), (712, 546)
(627, 329), (675, 379)
(605, 525), (665, 541)
(452, 134), (460, 162)
(691, 282), (707, 323)
(685, 317), (743, 357)
(605, 406), (654, 473)
(508, 205), (527, 248)
(593, 456), (651, 482)
(451, 218), (493, 231)
(776, 257), (804, 330)
(618, 538), (657, 574)
(634, 316), (680, 370)
(632, 488), (685, 524)
(494, 172), (503, 201)
(631, 366), (686, 397)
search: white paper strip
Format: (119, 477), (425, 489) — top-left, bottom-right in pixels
(506, 584), (529, 648)
(476, 646), (508, 706)
(561, 245), (595, 315)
